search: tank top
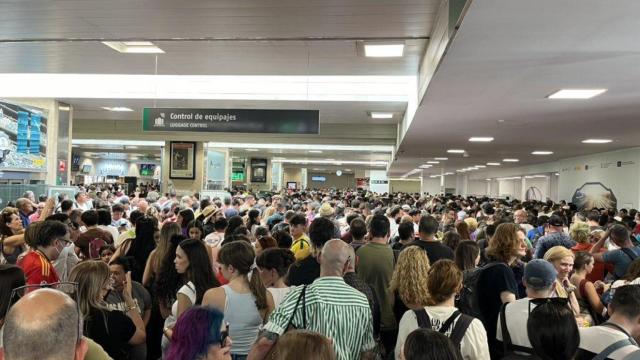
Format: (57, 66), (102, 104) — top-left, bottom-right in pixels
(222, 285), (263, 355)
(1, 237), (22, 265)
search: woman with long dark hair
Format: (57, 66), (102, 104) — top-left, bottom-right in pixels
(0, 208), (26, 264)
(177, 209), (195, 237)
(203, 241), (274, 359)
(162, 238), (220, 354)
(246, 209), (261, 236)
(126, 216), (158, 282)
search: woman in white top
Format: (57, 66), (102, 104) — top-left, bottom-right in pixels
(256, 247), (296, 308)
(395, 259), (490, 360)
(162, 238), (220, 354)
(203, 240), (274, 359)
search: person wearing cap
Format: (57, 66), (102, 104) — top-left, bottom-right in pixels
(317, 202), (341, 239)
(533, 214), (575, 259)
(496, 259), (558, 355)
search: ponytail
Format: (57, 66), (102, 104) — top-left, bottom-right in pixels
(248, 265), (268, 311)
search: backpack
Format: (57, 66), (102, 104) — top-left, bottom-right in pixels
(499, 302), (537, 359)
(456, 262), (508, 320)
(413, 309), (473, 349)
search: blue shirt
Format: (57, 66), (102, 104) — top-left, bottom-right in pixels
(602, 247), (640, 278)
(19, 211), (30, 229)
(533, 232), (576, 259)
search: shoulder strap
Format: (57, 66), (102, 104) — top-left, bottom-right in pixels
(593, 339), (635, 360)
(439, 310), (461, 335)
(500, 302), (514, 355)
(449, 313), (473, 349)
(621, 248), (639, 261)
(285, 285), (307, 330)
(579, 278), (588, 299)
(413, 308), (431, 329)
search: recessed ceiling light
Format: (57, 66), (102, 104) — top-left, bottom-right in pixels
(531, 151), (553, 155)
(419, 164), (432, 169)
(308, 150), (323, 153)
(475, 165), (486, 168)
(447, 149), (465, 154)
(369, 112), (394, 119)
(485, 178), (491, 181)
(427, 161), (440, 164)
(245, 148), (259, 152)
(547, 89), (607, 99)
(102, 106), (133, 112)
(102, 41), (165, 54)
(582, 139), (612, 144)
(364, 44), (404, 57)
(434, 157), (448, 160)
(487, 162), (501, 166)
(503, 158), (519, 162)
(469, 137), (494, 142)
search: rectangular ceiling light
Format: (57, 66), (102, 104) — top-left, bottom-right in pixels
(419, 164), (432, 169)
(271, 159), (387, 166)
(102, 106), (133, 112)
(207, 142), (394, 153)
(469, 137), (494, 142)
(102, 41), (165, 54)
(582, 139), (612, 144)
(487, 162), (501, 166)
(308, 150), (323, 153)
(427, 161), (440, 164)
(434, 157), (448, 160)
(531, 151), (553, 155)
(547, 89), (607, 99)
(72, 139), (164, 146)
(475, 165), (486, 168)
(364, 44), (404, 57)
(447, 149), (465, 154)
(370, 112), (394, 119)
(503, 158), (519, 162)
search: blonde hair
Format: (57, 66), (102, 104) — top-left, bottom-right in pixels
(400, 215), (413, 224)
(270, 330), (336, 360)
(464, 217), (478, 232)
(569, 222), (590, 244)
(389, 246), (430, 306)
(427, 259), (462, 305)
(543, 245), (575, 263)
(69, 260), (110, 318)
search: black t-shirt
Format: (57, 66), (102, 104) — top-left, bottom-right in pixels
(477, 262), (518, 359)
(404, 240), (454, 264)
(286, 256), (320, 286)
(86, 307), (136, 360)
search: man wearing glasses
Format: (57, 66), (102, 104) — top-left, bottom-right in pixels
(17, 220), (70, 285)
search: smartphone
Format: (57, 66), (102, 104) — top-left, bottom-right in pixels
(220, 322), (230, 346)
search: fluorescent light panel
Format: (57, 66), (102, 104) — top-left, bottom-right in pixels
(447, 149), (465, 154)
(364, 44), (404, 57)
(503, 158), (519, 162)
(434, 157), (448, 160)
(207, 142), (393, 152)
(102, 41), (164, 54)
(72, 139), (164, 146)
(272, 159), (387, 166)
(308, 150), (323, 153)
(547, 89), (607, 99)
(0, 74), (414, 102)
(468, 137), (494, 142)
(582, 139), (612, 144)
(427, 161), (440, 164)
(102, 106), (133, 112)
(370, 112), (394, 119)
(487, 162), (501, 166)
(532, 151), (553, 155)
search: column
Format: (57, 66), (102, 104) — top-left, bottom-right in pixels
(521, 177), (527, 201)
(161, 141), (205, 195)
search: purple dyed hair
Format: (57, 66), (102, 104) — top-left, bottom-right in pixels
(165, 306), (224, 360)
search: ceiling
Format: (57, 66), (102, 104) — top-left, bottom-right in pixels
(391, 0), (640, 176)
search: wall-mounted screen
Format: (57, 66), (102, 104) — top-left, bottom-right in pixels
(0, 99), (48, 171)
(139, 164), (156, 176)
(311, 176), (326, 182)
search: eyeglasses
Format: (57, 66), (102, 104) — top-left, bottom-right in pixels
(7, 282), (81, 344)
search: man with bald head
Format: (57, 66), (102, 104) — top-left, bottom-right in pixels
(0, 288), (88, 360)
(250, 239), (376, 360)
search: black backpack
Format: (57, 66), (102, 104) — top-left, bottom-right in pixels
(413, 309), (473, 350)
(456, 262), (509, 321)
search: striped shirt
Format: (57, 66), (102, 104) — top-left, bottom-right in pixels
(264, 276), (375, 360)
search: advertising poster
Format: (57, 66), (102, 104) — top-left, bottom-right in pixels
(0, 100), (48, 171)
(356, 177), (370, 189)
(250, 158), (268, 183)
(170, 142), (196, 179)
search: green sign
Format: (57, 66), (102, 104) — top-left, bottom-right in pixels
(143, 108), (319, 134)
(231, 172), (245, 181)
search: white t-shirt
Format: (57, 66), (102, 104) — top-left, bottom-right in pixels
(98, 225), (119, 244)
(268, 287), (293, 309)
(496, 298), (534, 351)
(164, 281), (196, 327)
(578, 325), (640, 359)
(395, 306), (489, 360)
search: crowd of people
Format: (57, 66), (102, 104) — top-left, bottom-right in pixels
(2, 185), (640, 359)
